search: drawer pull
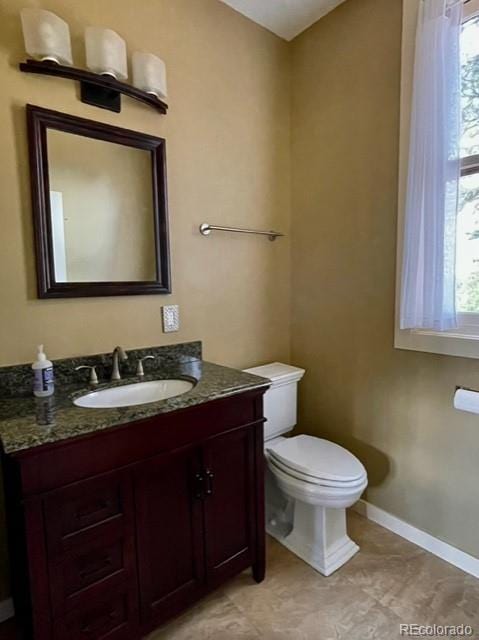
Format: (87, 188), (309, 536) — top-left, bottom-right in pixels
(80, 607), (117, 634)
(79, 555), (113, 580)
(76, 500), (110, 521)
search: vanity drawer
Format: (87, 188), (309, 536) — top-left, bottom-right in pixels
(44, 471), (131, 555)
(61, 537), (124, 597)
(53, 585), (137, 640)
(49, 526), (132, 615)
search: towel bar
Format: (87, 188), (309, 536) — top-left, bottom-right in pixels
(199, 223), (283, 241)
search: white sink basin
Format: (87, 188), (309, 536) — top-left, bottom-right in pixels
(74, 379), (194, 409)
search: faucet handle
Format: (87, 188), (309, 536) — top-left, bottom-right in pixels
(136, 355), (155, 377)
(75, 365), (99, 385)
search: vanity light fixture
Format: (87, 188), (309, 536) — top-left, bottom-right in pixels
(19, 14), (168, 114)
(20, 8), (73, 66)
(85, 27), (128, 80)
(132, 52), (167, 100)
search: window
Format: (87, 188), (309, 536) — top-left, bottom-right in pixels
(456, 13), (479, 318)
(395, 0), (479, 358)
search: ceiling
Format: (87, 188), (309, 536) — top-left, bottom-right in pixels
(218, 0), (347, 41)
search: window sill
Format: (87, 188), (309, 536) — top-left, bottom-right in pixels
(395, 321), (479, 359)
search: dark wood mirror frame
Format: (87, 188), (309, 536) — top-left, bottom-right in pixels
(26, 104), (171, 298)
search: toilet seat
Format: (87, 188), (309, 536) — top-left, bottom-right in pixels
(268, 457), (368, 509)
(267, 435), (366, 485)
(267, 455), (367, 489)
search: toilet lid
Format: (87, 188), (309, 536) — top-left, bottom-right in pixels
(268, 435), (366, 483)
(268, 456), (367, 488)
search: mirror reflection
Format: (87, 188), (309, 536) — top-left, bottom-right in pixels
(47, 129), (157, 283)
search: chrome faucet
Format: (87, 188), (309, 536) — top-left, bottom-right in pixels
(111, 346), (128, 381)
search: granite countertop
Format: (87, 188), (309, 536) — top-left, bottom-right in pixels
(0, 342), (270, 455)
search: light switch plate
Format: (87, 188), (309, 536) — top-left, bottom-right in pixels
(162, 305), (180, 333)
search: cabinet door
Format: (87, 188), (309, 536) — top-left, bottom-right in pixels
(134, 445), (205, 625)
(202, 426), (258, 586)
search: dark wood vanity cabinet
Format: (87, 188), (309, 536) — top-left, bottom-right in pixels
(3, 390), (266, 640)
(135, 425), (258, 625)
(202, 427), (258, 584)
(134, 445), (205, 625)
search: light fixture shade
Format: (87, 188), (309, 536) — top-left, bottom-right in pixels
(85, 27), (127, 80)
(132, 52), (167, 99)
(20, 8), (73, 65)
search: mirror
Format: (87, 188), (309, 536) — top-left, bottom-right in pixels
(48, 130), (157, 283)
(27, 105), (171, 298)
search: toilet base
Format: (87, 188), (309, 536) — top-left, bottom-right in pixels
(268, 502), (359, 576)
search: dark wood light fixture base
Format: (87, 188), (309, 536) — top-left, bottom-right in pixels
(19, 59), (168, 114)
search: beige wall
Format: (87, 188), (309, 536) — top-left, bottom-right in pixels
(0, 0), (291, 600)
(291, 0), (479, 559)
(0, 0), (291, 369)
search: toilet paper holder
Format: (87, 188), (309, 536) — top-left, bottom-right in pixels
(453, 386), (479, 415)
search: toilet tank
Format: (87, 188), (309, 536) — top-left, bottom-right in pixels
(243, 363), (305, 442)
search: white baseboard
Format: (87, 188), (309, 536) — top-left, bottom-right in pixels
(352, 499), (479, 579)
(0, 597), (14, 622)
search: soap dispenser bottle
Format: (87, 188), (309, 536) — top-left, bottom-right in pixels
(32, 345), (54, 398)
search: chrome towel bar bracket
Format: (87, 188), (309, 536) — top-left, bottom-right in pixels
(199, 223), (284, 241)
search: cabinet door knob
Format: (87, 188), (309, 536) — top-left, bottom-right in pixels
(194, 472), (204, 499)
(205, 469), (214, 496)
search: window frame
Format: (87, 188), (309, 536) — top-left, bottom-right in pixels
(395, 0), (479, 359)
(464, 0), (479, 21)
(457, 0), (479, 326)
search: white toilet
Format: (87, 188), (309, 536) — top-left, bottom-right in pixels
(244, 363), (368, 576)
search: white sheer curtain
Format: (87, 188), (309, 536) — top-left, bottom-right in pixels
(400, 0), (463, 331)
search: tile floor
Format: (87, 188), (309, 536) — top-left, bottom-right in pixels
(149, 512), (479, 639)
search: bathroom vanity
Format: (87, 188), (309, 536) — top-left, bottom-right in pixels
(0, 343), (269, 639)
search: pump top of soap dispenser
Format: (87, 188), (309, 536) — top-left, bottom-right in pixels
(36, 345), (47, 361)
